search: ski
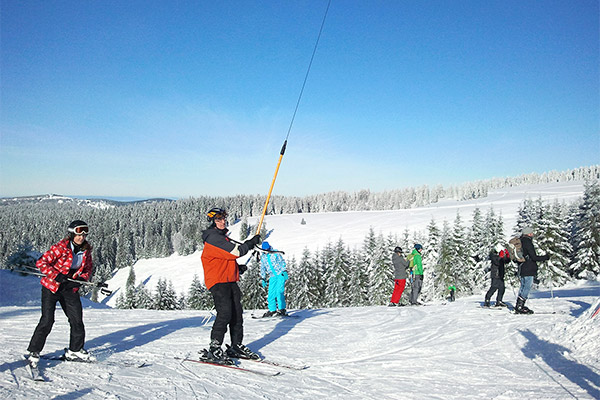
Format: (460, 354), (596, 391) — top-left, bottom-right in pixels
(23, 356), (45, 382)
(251, 313), (300, 319)
(41, 355), (147, 368)
(176, 357), (281, 376)
(242, 358), (308, 370)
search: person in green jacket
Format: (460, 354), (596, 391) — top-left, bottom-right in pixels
(409, 244), (424, 305)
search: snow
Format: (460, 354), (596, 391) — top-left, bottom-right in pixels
(1, 180), (598, 398)
(101, 181), (586, 308)
(1, 270), (599, 399)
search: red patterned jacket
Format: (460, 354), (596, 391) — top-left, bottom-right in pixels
(36, 238), (93, 293)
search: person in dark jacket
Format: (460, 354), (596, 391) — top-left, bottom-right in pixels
(200, 207), (261, 364)
(515, 226), (549, 314)
(483, 243), (510, 308)
(27, 220), (95, 364)
(389, 246), (409, 306)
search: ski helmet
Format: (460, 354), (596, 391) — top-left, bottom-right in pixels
(414, 243), (423, 251)
(67, 220), (89, 238)
(262, 241), (271, 251)
(206, 207), (227, 222)
(393, 246), (402, 253)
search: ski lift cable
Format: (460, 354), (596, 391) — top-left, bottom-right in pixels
(255, 0), (332, 236)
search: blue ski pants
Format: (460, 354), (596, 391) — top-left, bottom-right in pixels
(267, 275), (287, 312)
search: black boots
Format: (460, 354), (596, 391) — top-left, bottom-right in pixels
(515, 296), (533, 314)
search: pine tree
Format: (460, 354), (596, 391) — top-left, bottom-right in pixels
(240, 256), (266, 310)
(535, 201), (571, 285)
(570, 180), (600, 279)
(187, 274), (207, 310)
(289, 248), (320, 309)
(367, 233), (392, 305)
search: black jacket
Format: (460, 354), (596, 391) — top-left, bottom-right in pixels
(489, 251), (510, 280)
(519, 235), (549, 277)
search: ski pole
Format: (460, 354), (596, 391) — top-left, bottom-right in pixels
(12, 267), (112, 296)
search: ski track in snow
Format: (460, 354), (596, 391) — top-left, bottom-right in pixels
(1, 280), (599, 399)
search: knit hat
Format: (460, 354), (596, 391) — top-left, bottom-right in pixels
(393, 246), (402, 253)
(522, 226), (534, 235)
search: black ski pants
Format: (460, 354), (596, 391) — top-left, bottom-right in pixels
(209, 282), (244, 346)
(28, 285), (85, 353)
(485, 278), (505, 302)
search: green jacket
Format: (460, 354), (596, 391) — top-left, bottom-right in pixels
(409, 249), (423, 275)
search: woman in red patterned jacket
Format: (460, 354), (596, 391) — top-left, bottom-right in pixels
(27, 220), (95, 364)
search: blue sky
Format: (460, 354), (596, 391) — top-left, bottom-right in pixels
(1, 1), (598, 198)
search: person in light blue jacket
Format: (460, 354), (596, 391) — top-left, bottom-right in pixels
(260, 242), (288, 317)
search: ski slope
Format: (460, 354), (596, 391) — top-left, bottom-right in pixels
(0, 270), (599, 399)
(101, 181), (585, 307)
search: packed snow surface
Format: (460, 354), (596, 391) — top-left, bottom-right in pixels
(1, 271), (599, 399)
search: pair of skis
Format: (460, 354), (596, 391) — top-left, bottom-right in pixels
(178, 354), (307, 377)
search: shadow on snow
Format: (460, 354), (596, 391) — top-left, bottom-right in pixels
(520, 329), (600, 399)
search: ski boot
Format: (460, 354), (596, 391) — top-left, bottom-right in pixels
(483, 300), (491, 308)
(494, 300), (507, 308)
(388, 302), (398, 307)
(27, 351), (40, 367)
(514, 296), (534, 314)
(201, 341), (234, 365)
(262, 310), (277, 318)
(276, 309), (288, 316)
(64, 348), (96, 362)
(226, 344), (260, 360)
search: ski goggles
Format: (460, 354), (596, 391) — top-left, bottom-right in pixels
(68, 225), (89, 235)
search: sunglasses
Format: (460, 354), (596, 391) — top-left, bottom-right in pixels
(69, 226), (89, 235)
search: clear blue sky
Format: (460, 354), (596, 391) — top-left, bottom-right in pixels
(1, 1), (598, 198)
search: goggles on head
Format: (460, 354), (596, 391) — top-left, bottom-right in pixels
(207, 208), (227, 222)
(68, 225), (89, 235)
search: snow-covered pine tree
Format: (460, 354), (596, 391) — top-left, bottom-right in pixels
(449, 212), (475, 296)
(367, 233), (393, 305)
(239, 217), (250, 241)
(240, 256), (266, 310)
(187, 274), (208, 310)
(534, 201), (571, 286)
(123, 266), (137, 309)
(135, 283), (153, 309)
(570, 180), (600, 279)
(469, 208), (489, 293)
(420, 219), (439, 302)
(289, 248), (321, 309)
(153, 278), (178, 310)
(322, 242), (345, 307)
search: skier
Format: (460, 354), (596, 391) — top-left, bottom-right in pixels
(409, 244), (424, 305)
(483, 243), (510, 307)
(515, 226), (549, 314)
(200, 208), (261, 364)
(388, 246), (408, 306)
(259, 241), (289, 317)
(27, 220), (95, 364)
(447, 284), (456, 302)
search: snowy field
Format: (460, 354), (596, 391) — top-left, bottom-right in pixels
(101, 181), (586, 306)
(1, 270), (599, 399)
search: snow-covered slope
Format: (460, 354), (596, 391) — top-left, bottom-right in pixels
(101, 181), (585, 307)
(1, 270), (598, 399)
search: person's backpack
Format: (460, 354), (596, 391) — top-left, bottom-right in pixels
(507, 236), (525, 263)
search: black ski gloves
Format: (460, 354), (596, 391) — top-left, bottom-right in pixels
(245, 234), (261, 248)
(55, 273), (68, 283)
(239, 264), (248, 275)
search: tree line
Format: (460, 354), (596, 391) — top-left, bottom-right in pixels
(112, 181), (599, 310)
